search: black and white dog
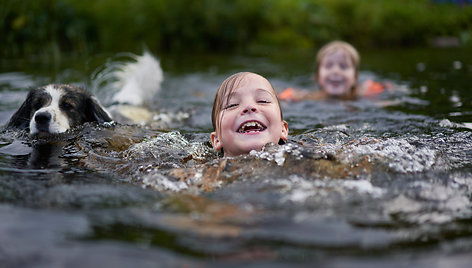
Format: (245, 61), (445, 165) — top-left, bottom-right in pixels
(6, 52), (165, 136)
(6, 84), (112, 136)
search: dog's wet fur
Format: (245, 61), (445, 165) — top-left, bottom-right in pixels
(7, 84), (112, 136)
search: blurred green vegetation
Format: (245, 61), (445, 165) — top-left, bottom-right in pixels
(1, 0), (472, 59)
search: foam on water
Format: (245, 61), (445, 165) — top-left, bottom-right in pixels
(339, 137), (438, 173)
(141, 173), (188, 192)
(324, 124), (350, 131)
(342, 179), (385, 197)
(123, 131), (216, 192)
(249, 142), (303, 166)
(273, 175), (385, 204)
(125, 131), (214, 163)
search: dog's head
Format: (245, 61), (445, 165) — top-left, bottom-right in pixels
(7, 84), (112, 136)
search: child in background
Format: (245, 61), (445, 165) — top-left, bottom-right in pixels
(278, 41), (388, 101)
(211, 72), (289, 157)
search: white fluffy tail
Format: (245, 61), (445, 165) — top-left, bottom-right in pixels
(91, 51), (163, 106)
(112, 52), (163, 106)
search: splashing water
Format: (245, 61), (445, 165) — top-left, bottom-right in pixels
(338, 137), (438, 173)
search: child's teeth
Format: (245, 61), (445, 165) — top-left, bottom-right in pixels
(238, 121), (264, 133)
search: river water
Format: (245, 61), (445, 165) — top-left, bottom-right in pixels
(0, 48), (471, 267)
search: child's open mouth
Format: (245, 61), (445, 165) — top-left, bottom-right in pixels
(329, 81), (343, 87)
(327, 77), (345, 87)
(237, 121), (266, 133)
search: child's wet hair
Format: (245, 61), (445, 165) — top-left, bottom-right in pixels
(211, 72), (284, 132)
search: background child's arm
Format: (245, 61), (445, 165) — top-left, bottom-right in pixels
(278, 88), (326, 101)
(358, 79), (396, 97)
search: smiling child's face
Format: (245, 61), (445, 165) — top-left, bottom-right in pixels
(211, 73), (288, 157)
(317, 49), (356, 97)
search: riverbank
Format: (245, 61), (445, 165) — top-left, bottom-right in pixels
(2, 0), (472, 58)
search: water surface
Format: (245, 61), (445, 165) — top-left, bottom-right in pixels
(0, 48), (471, 267)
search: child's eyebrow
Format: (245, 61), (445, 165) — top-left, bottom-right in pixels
(228, 88), (272, 97)
(225, 91), (238, 102)
(245, 88), (275, 97)
(256, 88), (272, 93)
(225, 88), (275, 103)
(256, 88), (277, 98)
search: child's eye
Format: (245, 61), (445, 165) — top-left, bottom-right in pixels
(225, 103), (238, 109)
(257, 100), (270, 104)
(324, 62), (333, 69)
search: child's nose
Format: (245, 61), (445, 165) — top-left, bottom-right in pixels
(332, 65), (341, 72)
(242, 105), (257, 114)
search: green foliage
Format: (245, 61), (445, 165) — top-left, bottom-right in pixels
(1, 0), (471, 58)
(1, 0), (97, 57)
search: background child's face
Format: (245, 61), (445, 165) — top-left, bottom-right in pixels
(317, 50), (356, 97)
(211, 73), (288, 157)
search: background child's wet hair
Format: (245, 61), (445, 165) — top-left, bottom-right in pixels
(315, 41), (360, 77)
(211, 72), (284, 132)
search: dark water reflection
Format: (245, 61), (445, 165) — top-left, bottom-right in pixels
(0, 48), (471, 267)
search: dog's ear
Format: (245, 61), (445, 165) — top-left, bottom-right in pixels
(6, 90), (35, 130)
(85, 97), (112, 123)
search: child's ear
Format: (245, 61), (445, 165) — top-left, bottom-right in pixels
(211, 131), (223, 151)
(280, 120), (289, 141)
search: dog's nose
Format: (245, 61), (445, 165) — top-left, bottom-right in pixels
(35, 112), (51, 125)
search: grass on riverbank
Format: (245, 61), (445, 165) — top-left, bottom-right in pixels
(2, 0), (471, 59)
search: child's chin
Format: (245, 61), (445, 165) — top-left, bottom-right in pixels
(326, 88), (348, 96)
(240, 143), (265, 154)
(231, 136), (273, 154)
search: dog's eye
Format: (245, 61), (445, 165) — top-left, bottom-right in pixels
(33, 101), (43, 111)
(61, 101), (74, 110)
